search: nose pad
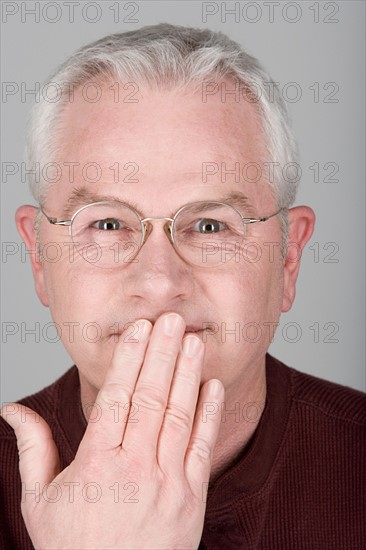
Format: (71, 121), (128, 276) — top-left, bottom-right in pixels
(143, 222), (153, 243)
(142, 221), (174, 246)
(164, 222), (174, 242)
(141, 220), (190, 266)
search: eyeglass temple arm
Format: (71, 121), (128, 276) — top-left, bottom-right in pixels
(242, 208), (284, 224)
(39, 207), (72, 226)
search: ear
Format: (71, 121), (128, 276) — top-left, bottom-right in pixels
(281, 206), (315, 312)
(15, 205), (49, 307)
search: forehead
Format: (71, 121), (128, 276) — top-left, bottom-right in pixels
(59, 79), (266, 159)
(51, 80), (274, 212)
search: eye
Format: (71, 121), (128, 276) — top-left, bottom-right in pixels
(192, 218), (228, 234)
(92, 218), (122, 231)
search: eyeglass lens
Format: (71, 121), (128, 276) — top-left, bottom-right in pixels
(70, 201), (246, 268)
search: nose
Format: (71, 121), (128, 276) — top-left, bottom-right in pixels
(122, 219), (194, 305)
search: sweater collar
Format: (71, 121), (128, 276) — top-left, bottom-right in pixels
(204, 354), (292, 512)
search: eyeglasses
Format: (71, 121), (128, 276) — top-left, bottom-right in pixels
(40, 200), (283, 269)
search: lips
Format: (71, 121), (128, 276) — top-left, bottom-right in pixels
(185, 325), (216, 336)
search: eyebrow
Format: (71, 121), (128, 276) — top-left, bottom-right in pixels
(63, 188), (141, 218)
(62, 187), (256, 218)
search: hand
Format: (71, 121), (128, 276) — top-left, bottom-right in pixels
(1, 312), (224, 549)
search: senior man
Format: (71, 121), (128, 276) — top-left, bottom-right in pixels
(1, 24), (365, 549)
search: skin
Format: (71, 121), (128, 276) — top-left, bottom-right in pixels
(3, 80), (314, 547)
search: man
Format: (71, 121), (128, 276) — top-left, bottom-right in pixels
(1, 23), (365, 549)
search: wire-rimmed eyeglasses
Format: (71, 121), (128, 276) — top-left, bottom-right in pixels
(39, 200), (283, 268)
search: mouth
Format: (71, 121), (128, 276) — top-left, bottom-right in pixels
(185, 324), (216, 333)
(184, 327), (216, 341)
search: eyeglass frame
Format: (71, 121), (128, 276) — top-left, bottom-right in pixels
(38, 200), (285, 266)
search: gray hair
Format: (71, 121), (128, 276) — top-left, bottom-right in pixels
(28, 23), (299, 251)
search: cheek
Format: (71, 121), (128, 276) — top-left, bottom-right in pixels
(42, 262), (117, 387)
(42, 257), (110, 334)
(229, 257), (283, 314)
(204, 259), (284, 353)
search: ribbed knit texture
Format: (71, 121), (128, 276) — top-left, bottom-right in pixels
(1, 355), (365, 549)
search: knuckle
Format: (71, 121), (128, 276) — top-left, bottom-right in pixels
(117, 349), (143, 367)
(150, 347), (177, 365)
(174, 370), (200, 388)
(188, 437), (212, 460)
(98, 383), (131, 408)
(164, 403), (192, 430)
(133, 384), (166, 412)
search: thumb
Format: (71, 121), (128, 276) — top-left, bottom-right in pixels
(0, 403), (60, 497)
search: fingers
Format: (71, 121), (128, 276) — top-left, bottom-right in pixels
(81, 319), (153, 450)
(184, 379), (225, 495)
(121, 313), (186, 456)
(80, 309), (224, 489)
(0, 404), (60, 501)
(156, 334), (205, 472)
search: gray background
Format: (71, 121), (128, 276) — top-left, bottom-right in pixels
(1, 1), (365, 403)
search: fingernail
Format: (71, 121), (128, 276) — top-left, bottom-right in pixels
(183, 335), (203, 358)
(209, 379), (224, 397)
(135, 320), (152, 342)
(163, 313), (183, 337)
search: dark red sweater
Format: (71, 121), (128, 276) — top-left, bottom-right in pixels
(1, 354), (365, 549)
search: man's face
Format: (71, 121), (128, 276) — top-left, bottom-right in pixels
(24, 82), (292, 400)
